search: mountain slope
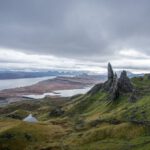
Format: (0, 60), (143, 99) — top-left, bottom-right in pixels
(60, 65), (150, 149)
(0, 64), (150, 150)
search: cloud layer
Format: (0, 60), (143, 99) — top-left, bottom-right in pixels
(0, 0), (150, 73)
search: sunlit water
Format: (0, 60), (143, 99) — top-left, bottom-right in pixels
(23, 86), (93, 99)
(0, 77), (93, 106)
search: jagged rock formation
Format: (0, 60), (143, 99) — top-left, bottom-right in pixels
(106, 63), (133, 100)
(103, 63), (114, 91)
(110, 73), (119, 100)
(118, 71), (133, 92)
(89, 63), (133, 101)
(108, 62), (114, 80)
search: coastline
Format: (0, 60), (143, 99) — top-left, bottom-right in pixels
(0, 76), (102, 105)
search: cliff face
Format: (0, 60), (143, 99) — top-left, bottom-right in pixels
(89, 63), (133, 101)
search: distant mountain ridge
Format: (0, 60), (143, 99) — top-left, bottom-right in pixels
(0, 69), (144, 80)
(0, 70), (87, 79)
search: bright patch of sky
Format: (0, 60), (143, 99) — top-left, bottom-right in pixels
(0, 48), (149, 74)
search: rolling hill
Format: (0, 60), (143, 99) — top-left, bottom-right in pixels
(0, 63), (150, 150)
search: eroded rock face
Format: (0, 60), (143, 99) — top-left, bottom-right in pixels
(108, 62), (114, 80)
(109, 70), (133, 100)
(118, 71), (133, 93)
(89, 63), (133, 101)
(110, 73), (119, 100)
(103, 63), (114, 91)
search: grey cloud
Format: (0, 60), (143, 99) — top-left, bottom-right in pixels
(0, 0), (150, 71)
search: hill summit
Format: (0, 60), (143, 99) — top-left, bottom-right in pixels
(89, 63), (133, 101)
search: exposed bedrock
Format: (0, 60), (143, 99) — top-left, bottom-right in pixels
(89, 63), (133, 101)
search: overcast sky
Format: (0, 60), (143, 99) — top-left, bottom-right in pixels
(0, 0), (150, 73)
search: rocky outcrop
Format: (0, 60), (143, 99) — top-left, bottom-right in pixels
(118, 71), (133, 92)
(49, 107), (64, 117)
(108, 62), (114, 80)
(103, 63), (114, 91)
(89, 63), (133, 101)
(109, 69), (133, 101)
(110, 73), (119, 100)
(106, 64), (133, 101)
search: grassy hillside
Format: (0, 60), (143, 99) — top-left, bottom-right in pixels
(0, 75), (150, 150)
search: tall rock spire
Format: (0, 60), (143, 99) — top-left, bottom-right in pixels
(108, 62), (114, 80)
(88, 63), (133, 101)
(110, 72), (119, 100)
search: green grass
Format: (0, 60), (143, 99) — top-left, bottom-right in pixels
(0, 119), (68, 150)
(0, 76), (150, 150)
(66, 137), (150, 150)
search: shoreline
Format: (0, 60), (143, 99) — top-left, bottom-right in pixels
(0, 76), (102, 105)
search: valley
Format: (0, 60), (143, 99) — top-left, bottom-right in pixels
(0, 75), (102, 105)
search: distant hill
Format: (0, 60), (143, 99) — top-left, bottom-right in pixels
(0, 70), (87, 79)
(0, 69), (144, 80)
